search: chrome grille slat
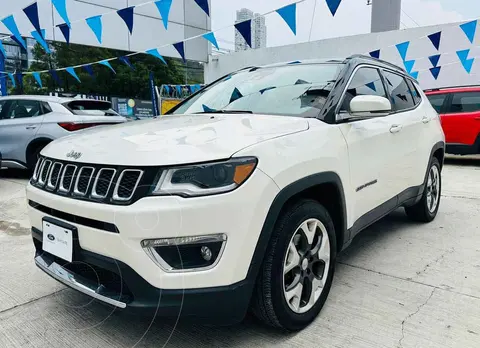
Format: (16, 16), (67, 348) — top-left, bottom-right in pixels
(74, 167), (95, 196)
(59, 164), (77, 193)
(47, 162), (63, 189)
(32, 157), (44, 182)
(92, 168), (116, 199)
(113, 170), (143, 202)
(38, 160), (52, 186)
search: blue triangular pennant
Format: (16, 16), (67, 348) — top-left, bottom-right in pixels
(10, 36), (25, 48)
(2, 16), (27, 49)
(119, 56), (134, 69)
(51, 0), (71, 27)
(173, 42), (186, 62)
(325, 0), (342, 16)
(460, 20), (477, 44)
(410, 71), (419, 80)
(32, 30), (51, 53)
(458, 55), (474, 73)
(0, 42), (7, 59)
(369, 50), (380, 59)
(176, 85), (182, 95)
(202, 104), (216, 112)
(403, 60), (415, 74)
(229, 87), (243, 103)
(99, 60), (116, 74)
(396, 41), (410, 61)
(430, 66), (441, 80)
(57, 23), (70, 44)
(202, 32), (219, 50)
(32, 72), (42, 88)
(259, 87), (276, 94)
(164, 85), (171, 94)
(15, 72), (23, 88)
(235, 20), (252, 48)
(65, 67), (81, 82)
(49, 69), (62, 85)
(117, 6), (135, 34)
(429, 54), (441, 68)
(154, 0), (172, 30)
(86, 15), (103, 44)
(428, 31), (441, 50)
(146, 48), (167, 65)
(457, 49), (470, 63)
(276, 3), (296, 35)
(365, 82), (376, 92)
(194, 0), (210, 16)
(23, 2), (42, 36)
(8, 73), (15, 88)
(82, 64), (95, 77)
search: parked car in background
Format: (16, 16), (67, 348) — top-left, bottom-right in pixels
(425, 86), (480, 155)
(0, 96), (126, 170)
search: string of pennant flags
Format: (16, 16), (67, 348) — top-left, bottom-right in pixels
(0, 0), (479, 88)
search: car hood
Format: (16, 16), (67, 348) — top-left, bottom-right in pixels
(42, 114), (309, 166)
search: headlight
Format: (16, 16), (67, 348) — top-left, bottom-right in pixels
(151, 157), (257, 197)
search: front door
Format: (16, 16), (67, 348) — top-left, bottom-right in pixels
(336, 66), (398, 230)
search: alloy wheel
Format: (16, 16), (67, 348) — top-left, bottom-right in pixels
(426, 165), (440, 213)
(282, 218), (330, 314)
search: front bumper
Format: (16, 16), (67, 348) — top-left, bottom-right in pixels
(32, 228), (252, 323)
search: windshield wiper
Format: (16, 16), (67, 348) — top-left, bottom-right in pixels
(194, 110), (253, 114)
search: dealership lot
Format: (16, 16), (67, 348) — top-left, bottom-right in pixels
(0, 157), (479, 348)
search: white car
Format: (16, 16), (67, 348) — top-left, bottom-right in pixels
(27, 55), (444, 331)
(0, 95), (126, 170)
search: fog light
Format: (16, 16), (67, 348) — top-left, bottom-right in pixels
(200, 246), (212, 261)
(141, 234), (226, 272)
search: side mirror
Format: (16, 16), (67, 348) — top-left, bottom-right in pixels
(350, 95), (392, 117)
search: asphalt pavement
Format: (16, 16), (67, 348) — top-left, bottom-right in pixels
(0, 156), (479, 348)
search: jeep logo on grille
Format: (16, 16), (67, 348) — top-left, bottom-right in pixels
(66, 150), (82, 160)
(47, 234), (55, 241)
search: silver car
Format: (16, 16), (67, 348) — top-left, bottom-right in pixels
(0, 95), (126, 170)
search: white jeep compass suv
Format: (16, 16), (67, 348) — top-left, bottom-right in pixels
(27, 55), (444, 331)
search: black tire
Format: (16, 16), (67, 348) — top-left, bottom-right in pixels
(405, 157), (441, 222)
(26, 145), (45, 171)
(251, 199), (337, 331)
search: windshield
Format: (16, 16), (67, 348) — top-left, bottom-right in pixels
(170, 63), (343, 117)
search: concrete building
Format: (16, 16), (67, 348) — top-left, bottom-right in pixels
(235, 8), (267, 52)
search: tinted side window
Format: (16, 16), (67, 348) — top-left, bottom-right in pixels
(5, 100), (44, 119)
(383, 71), (415, 111)
(426, 94), (447, 113)
(448, 92), (480, 113)
(340, 67), (387, 112)
(407, 80), (422, 105)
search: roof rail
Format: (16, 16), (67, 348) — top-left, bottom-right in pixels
(424, 85), (480, 92)
(346, 54), (407, 73)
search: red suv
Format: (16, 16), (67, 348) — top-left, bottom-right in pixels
(425, 86), (480, 155)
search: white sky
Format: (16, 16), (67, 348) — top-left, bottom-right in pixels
(210, 0), (480, 50)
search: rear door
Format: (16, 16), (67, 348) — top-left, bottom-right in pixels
(0, 99), (46, 164)
(442, 92), (480, 146)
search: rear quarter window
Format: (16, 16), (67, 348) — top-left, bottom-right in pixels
(65, 100), (119, 116)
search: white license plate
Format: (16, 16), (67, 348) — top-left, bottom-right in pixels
(42, 220), (73, 262)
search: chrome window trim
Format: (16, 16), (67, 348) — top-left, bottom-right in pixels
(73, 166), (95, 196)
(38, 160), (52, 186)
(59, 164), (78, 193)
(46, 162), (63, 190)
(91, 168), (116, 199)
(112, 169), (143, 202)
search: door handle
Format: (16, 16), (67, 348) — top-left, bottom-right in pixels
(390, 124), (403, 133)
(26, 125), (37, 130)
(422, 116), (431, 124)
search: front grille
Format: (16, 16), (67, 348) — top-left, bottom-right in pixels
(31, 156), (150, 205)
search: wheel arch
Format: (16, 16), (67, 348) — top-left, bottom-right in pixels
(25, 137), (53, 159)
(246, 172), (347, 281)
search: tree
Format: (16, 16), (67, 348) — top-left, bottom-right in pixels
(18, 42), (191, 99)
